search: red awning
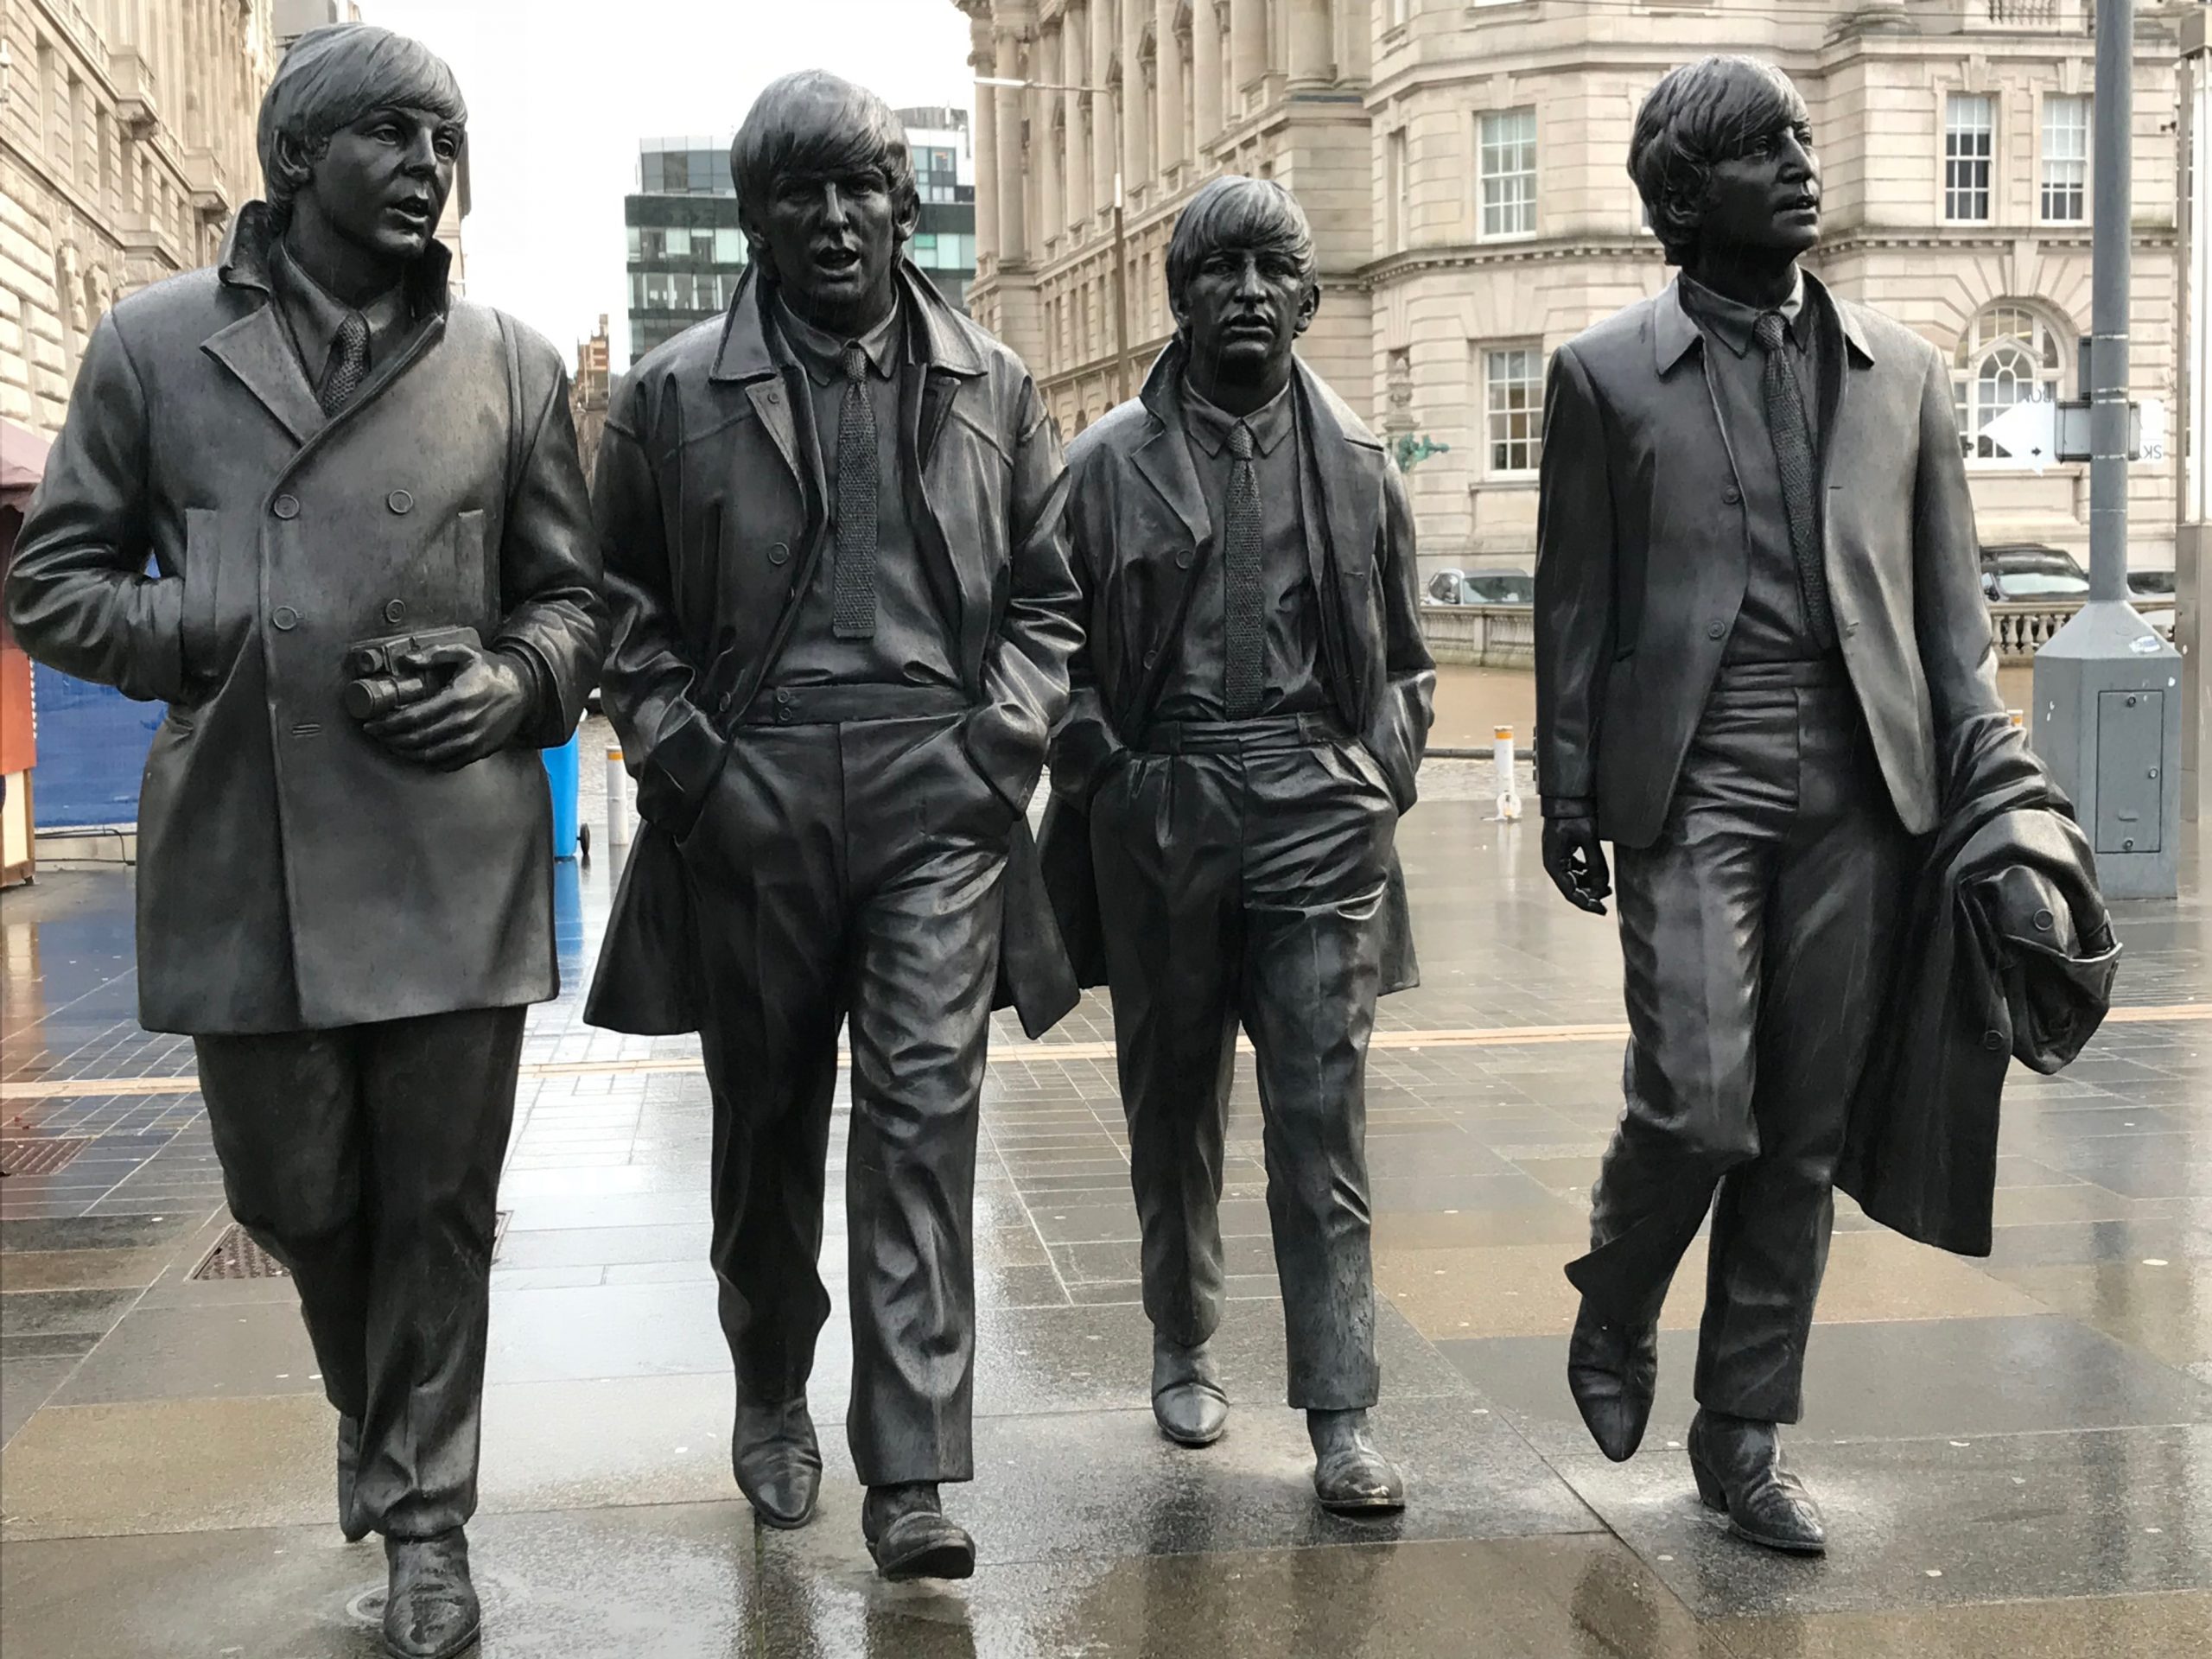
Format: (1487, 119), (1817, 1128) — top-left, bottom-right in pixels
(1, 420), (52, 506)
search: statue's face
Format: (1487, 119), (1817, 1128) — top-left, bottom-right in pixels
(1177, 243), (1318, 382)
(750, 155), (911, 328)
(1694, 110), (1821, 261)
(299, 105), (461, 264)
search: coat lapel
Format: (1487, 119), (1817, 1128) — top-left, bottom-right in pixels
(202, 305), (326, 448)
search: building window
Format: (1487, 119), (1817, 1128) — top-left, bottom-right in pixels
(1484, 345), (1545, 475)
(1387, 129), (1411, 252)
(1953, 303), (2069, 461)
(2041, 94), (2089, 223)
(1945, 94), (1995, 222)
(1478, 109), (1537, 239)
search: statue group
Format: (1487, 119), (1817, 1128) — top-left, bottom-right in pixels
(4, 28), (2117, 1659)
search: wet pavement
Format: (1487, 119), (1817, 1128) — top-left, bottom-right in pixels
(1, 761), (2207, 1658)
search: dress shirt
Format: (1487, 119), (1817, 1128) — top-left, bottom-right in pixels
(270, 236), (419, 398)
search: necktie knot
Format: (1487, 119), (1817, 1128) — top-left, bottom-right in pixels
(1227, 420), (1255, 460)
(842, 342), (868, 385)
(1753, 311), (1789, 354)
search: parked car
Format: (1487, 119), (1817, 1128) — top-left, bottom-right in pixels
(1980, 543), (2089, 602)
(1427, 568), (1535, 606)
(2127, 569), (2175, 601)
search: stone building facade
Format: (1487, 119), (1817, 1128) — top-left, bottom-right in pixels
(956, 0), (2190, 577)
(3, 0), (277, 442)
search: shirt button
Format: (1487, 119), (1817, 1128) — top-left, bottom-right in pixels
(271, 493), (300, 519)
(387, 489), (414, 515)
(1723, 487), (1742, 505)
(776, 689), (793, 705)
(271, 606), (300, 631)
(1707, 622), (1726, 640)
(1982, 1029), (2006, 1053)
(383, 599), (408, 624)
(766, 541), (790, 566)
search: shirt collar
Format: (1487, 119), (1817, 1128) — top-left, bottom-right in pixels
(270, 234), (411, 372)
(1677, 270), (1807, 358)
(773, 292), (903, 388)
(1180, 375), (1294, 458)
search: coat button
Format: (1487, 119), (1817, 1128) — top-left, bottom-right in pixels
(776, 688), (793, 704)
(2033, 906), (2056, 931)
(271, 606), (300, 631)
(1143, 649), (1159, 668)
(1723, 487), (1742, 505)
(766, 541), (790, 566)
(1982, 1029), (2006, 1053)
(1707, 622), (1726, 640)
(1175, 548), (1194, 569)
(715, 691), (734, 715)
(387, 490), (414, 515)
(383, 599), (408, 624)
(271, 493), (300, 519)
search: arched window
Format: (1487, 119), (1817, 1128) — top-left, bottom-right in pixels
(1953, 304), (2071, 461)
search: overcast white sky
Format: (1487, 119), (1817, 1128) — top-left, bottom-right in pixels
(359, 0), (976, 370)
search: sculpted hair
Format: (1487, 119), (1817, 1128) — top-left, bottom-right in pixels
(730, 71), (920, 247)
(257, 24), (467, 226)
(1630, 56), (1808, 266)
(1165, 175), (1319, 321)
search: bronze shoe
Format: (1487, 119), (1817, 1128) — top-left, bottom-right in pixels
(861, 1482), (976, 1580)
(732, 1397), (823, 1530)
(1567, 1300), (1658, 1462)
(1152, 1332), (1230, 1448)
(381, 1529), (480, 1659)
(1688, 1409), (1827, 1554)
(1307, 1408), (1407, 1516)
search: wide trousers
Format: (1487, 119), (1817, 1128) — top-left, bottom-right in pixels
(1566, 662), (1910, 1422)
(194, 1005), (527, 1538)
(1090, 713), (1397, 1410)
(680, 710), (1009, 1487)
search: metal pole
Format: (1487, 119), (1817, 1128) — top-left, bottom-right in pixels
(2089, 0), (2133, 602)
(1113, 184), (1129, 404)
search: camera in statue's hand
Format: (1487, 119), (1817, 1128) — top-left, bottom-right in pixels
(342, 626), (482, 721)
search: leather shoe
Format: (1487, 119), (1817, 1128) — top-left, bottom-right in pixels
(382, 1529), (480, 1659)
(1307, 1408), (1406, 1515)
(862, 1482), (976, 1580)
(1567, 1300), (1658, 1462)
(337, 1412), (372, 1542)
(1688, 1410), (1827, 1554)
(1152, 1332), (1229, 1447)
(732, 1397), (823, 1529)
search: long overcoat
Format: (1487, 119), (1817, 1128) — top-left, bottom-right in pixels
(582, 261), (1084, 1038)
(1036, 341), (1436, 993)
(4, 205), (603, 1034)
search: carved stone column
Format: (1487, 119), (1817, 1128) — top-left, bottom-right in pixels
(1090, 0), (1117, 213)
(1122, 0), (1148, 189)
(1229, 0), (1266, 97)
(1155, 0), (1186, 173)
(1192, 0), (1222, 147)
(1064, 0), (1091, 227)
(995, 35), (1029, 265)
(1039, 24), (1064, 242)
(970, 25), (1001, 264)
(1287, 0), (1332, 86)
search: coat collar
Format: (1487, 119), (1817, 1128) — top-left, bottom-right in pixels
(1655, 268), (1872, 376)
(709, 258), (984, 385)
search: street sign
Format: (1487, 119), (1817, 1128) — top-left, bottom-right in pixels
(1979, 394), (2058, 472)
(1976, 393), (2165, 473)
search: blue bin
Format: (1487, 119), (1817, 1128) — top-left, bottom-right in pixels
(543, 733), (581, 860)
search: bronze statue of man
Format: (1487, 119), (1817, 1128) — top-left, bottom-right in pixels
(1535, 56), (2106, 1554)
(4, 24), (602, 1656)
(585, 71), (1081, 1580)
(1039, 177), (1434, 1513)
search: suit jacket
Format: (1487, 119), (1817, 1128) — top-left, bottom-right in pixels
(1037, 341), (1436, 993)
(1839, 712), (2119, 1256)
(583, 261), (1084, 1038)
(3, 204), (603, 1034)
(1534, 272), (2006, 848)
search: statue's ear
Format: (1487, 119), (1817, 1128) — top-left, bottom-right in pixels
(1293, 279), (1321, 338)
(270, 129), (317, 199)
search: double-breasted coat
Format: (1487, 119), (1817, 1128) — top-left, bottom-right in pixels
(582, 260), (1083, 1038)
(4, 205), (604, 1034)
(1036, 342), (1437, 992)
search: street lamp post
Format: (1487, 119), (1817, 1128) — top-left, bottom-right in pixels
(976, 74), (1132, 404)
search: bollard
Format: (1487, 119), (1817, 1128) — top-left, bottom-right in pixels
(1493, 724), (1523, 822)
(606, 747), (632, 849)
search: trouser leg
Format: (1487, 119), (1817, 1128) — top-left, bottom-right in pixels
(351, 1006), (525, 1537)
(1240, 738), (1395, 1410)
(684, 733), (845, 1409)
(1696, 691), (1909, 1422)
(1090, 752), (1243, 1351)
(194, 1030), (371, 1419)
(1566, 693), (1789, 1328)
(839, 715), (1010, 1486)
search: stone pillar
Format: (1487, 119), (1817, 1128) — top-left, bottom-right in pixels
(1122, 0), (1147, 189)
(1065, 1), (1091, 226)
(1091, 0), (1118, 213)
(1287, 0), (1332, 86)
(1156, 0), (1186, 173)
(1230, 0), (1266, 96)
(1192, 0), (1223, 147)
(1039, 25), (1064, 244)
(971, 39), (1001, 265)
(995, 44), (1029, 265)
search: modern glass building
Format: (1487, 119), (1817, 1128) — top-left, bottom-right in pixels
(623, 112), (978, 365)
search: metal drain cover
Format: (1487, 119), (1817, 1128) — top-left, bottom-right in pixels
(191, 1211), (513, 1279)
(0, 1138), (92, 1178)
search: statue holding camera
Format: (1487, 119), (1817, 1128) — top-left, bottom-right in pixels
(4, 25), (601, 1656)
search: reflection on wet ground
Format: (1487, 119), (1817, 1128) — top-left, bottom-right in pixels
(1, 779), (2207, 1657)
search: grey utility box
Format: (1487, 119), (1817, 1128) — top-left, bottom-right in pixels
(2032, 600), (2184, 899)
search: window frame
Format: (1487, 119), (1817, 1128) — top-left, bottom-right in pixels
(1476, 106), (1538, 242)
(1952, 303), (2072, 468)
(1480, 341), (1547, 480)
(1944, 92), (1996, 224)
(2039, 92), (2090, 226)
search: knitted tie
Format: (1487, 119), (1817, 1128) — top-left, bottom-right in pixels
(318, 311), (371, 416)
(1751, 311), (1838, 652)
(831, 342), (879, 640)
(1222, 420), (1265, 721)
